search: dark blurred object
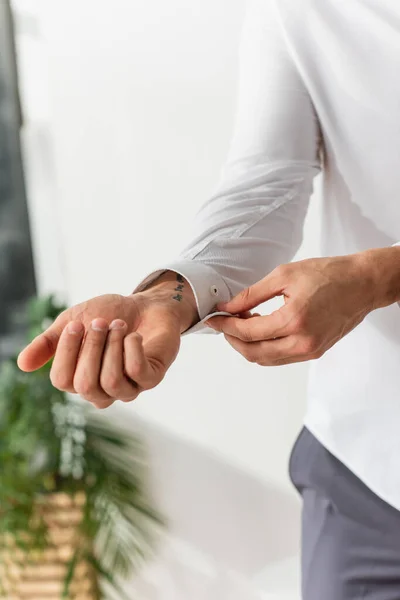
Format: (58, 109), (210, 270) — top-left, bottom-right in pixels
(0, 295), (163, 599)
(0, 0), (36, 362)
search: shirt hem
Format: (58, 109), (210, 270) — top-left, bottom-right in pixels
(303, 415), (400, 514)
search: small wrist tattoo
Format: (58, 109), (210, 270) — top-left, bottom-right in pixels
(172, 273), (185, 303)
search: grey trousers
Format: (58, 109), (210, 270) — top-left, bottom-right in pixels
(289, 427), (400, 600)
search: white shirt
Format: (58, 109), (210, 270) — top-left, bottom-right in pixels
(135, 0), (400, 510)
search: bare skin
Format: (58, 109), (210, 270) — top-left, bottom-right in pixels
(17, 246), (400, 405)
(18, 272), (198, 409)
(206, 247), (400, 366)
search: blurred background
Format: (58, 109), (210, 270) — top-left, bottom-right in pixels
(1, 0), (323, 597)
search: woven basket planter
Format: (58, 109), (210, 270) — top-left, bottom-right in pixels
(0, 492), (100, 600)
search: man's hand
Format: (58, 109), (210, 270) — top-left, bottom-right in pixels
(206, 248), (400, 366)
(17, 272), (198, 408)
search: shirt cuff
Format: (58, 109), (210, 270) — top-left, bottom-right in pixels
(132, 259), (233, 336)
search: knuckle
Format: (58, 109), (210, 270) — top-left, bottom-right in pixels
(100, 373), (121, 396)
(136, 374), (160, 392)
(125, 362), (142, 381)
(74, 376), (95, 398)
(244, 350), (259, 364)
(50, 370), (72, 391)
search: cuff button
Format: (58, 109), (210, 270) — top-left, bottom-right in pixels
(210, 285), (219, 296)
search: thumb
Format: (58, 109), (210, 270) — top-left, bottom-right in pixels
(17, 318), (67, 372)
(217, 272), (284, 314)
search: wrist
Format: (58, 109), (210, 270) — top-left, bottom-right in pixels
(135, 271), (199, 334)
(355, 246), (400, 310)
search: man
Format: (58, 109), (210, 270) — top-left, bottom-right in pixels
(18, 1), (400, 598)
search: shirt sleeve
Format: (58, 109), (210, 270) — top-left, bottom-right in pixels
(133, 0), (321, 335)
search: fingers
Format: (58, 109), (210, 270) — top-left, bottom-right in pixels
(100, 320), (140, 402)
(217, 267), (286, 314)
(17, 319), (66, 372)
(51, 318), (140, 408)
(238, 311), (262, 319)
(224, 334), (291, 365)
(224, 334), (323, 366)
(123, 327), (179, 392)
(207, 307), (290, 342)
(48, 315), (178, 408)
(123, 332), (156, 391)
(72, 318), (114, 409)
(50, 321), (85, 393)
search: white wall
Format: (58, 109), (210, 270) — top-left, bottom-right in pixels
(13, 0), (321, 596)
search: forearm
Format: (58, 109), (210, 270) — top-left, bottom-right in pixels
(356, 246), (400, 310)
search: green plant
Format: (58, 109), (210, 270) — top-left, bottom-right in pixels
(0, 295), (163, 599)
